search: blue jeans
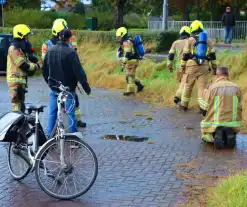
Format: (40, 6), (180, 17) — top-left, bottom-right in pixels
(47, 90), (77, 137)
(224, 26), (233, 43)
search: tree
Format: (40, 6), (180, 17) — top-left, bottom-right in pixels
(6, 0), (41, 9)
(114, 0), (127, 28)
(169, 0), (196, 20)
(204, 0), (246, 20)
(74, 2), (85, 14)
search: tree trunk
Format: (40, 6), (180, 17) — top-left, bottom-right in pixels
(0, 5), (2, 27)
(182, 7), (188, 20)
(196, 0), (200, 19)
(114, 0), (126, 28)
(233, 7), (240, 20)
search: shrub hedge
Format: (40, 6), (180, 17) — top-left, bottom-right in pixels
(4, 8), (86, 29)
(0, 28), (178, 55)
(156, 31), (180, 53)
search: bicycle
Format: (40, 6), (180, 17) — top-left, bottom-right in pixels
(4, 82), (98, 200)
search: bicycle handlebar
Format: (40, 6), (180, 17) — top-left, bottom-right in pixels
(58, 83), (70, 93)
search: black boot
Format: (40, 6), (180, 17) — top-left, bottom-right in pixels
(123, 92), (135, 96)
(135, 80), (144, 93)
(178, 102), (188, 112)
(77, 120), (87, 128)
(214, 127), (225, 149)
(225, 128), (236, 148)
(174, 96), (181, 104)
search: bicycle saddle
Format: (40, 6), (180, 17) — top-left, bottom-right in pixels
(26, 104), (47, 113)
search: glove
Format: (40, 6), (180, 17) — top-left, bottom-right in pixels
(167, 65), (173, 72)
(81, 82), (91, 95)
(29, 63), (39, 71)
(28, 53), (39, 63)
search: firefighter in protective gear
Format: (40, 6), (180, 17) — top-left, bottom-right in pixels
(179, 20), (217, 111)
(167, 26), (191, 105)
(200, 66), (242, 145)
(41, 19), (86, 128)
(7, 24), (39, 112)
(116, 27), (144, 96)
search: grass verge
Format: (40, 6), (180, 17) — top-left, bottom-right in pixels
(80, 41), (200, 107)
(205, 171), (247, 207)
(80, 41), (247, 111)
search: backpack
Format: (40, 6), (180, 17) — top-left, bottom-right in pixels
(45, 40), (54, 48)
(194, 31), (208, 65)
(132, 35), (145, 60)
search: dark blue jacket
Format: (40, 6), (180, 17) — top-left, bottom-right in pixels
(42, 41), (90, 94)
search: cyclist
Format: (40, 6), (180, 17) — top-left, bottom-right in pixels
(42, 23), (91, 137)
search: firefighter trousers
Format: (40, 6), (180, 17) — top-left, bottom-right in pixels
(175, 69), (186, 99)
(9, 83), (26, 112)
(125, 62), (139, 93)
(181, 64), (210, 108)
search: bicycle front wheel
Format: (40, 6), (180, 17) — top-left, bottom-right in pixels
(35, 136), (98, 200)
(7, 142), (31, 180)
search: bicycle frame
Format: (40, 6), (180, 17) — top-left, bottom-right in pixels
(32, 84), (77, 171)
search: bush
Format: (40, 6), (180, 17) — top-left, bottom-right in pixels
(156, 31), (180, 53)
(87, 9), (114, 31)
(4, 8), (85, 29)
(124, 13), (147, 29)
(0, 28), (161, 56)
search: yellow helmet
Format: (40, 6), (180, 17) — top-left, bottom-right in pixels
(53, 18), (68, 27)
(180, 26), (191, 35)
(13, 24), (32, 39)
(190, 20), (204, 33)
(116, 27), (127, 38)
(52, 21), (67, 36)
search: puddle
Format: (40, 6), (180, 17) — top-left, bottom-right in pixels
(102, 135), (149, 142)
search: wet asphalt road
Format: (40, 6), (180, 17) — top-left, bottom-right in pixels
(0, 77), (246, 206)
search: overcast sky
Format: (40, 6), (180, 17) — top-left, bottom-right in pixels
(41, 0), (91, 9)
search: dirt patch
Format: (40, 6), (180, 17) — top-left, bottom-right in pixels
(176, 155), (247, 206)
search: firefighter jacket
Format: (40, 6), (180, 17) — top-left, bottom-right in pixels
(181, 36), (217, 72)
(41, 31), (77, 61)
(7, 45), (36, 87)
(167, 36), (189, 69)
(122, 39), (138, 64)
(200, 77), (242, 133)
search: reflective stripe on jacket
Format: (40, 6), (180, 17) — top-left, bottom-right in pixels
(201, 77), (242, 133)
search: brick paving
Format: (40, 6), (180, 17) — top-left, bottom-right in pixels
(0, 77), (246, 207)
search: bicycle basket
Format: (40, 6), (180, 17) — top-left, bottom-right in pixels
(0, 112), (25, 142)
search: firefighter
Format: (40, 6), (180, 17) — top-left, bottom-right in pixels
(167, 26), (191, 105)
(179, 20), (217, 111)
(116, 27), (144, 96)
(200, 66), (242, 147)
(41, 18), (86, 128)
(7, 24), (39, 112)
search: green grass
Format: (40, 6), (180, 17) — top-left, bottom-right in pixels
(206, 172), (247, 207)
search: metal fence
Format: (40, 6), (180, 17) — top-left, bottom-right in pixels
(148, 21), (247, 40)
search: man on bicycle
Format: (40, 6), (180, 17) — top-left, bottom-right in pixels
(42, 22), (91, 137)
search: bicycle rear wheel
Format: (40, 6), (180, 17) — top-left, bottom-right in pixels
(7, 142), (31, 180)
(35, 136), (98, 200)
